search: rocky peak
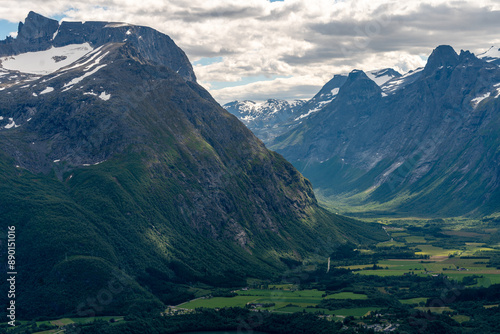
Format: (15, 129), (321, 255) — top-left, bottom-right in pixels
(374, 68), (401, 78)
(320, 74), (348, 92)
(424, 45), (459, 74)
(458, 49), (489, 68)
(0, 12), (196, 82)
(0, 11), (59, 55)
(17, 11), (59, 43)
(337, 70), (382, 101)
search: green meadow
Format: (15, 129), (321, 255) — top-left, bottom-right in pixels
(324, 292), (368, 300)
(399, 297), (428, 305)
(178, 296), (258, 309)
(175, 288), (376, 319)
(336, 222), (500, 288)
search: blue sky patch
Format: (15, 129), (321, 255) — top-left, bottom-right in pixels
(193, 56), (224, 66)
(0, 20), (18, 40)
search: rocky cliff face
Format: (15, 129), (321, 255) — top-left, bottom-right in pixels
(272, 46), (500, 217)
(0, 12), (384, 317)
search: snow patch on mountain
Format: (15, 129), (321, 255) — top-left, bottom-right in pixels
(494, 83), (500, 98)
(62, 64), (107, 92)
(84, 51), (109, 71)
(381, 68), (423, 95)
(4, 118), (18, 129)
(40, 87), (54, 95)
(366, 69), (399, 86)
(224, 99), (306, 138)
(471, 92), (491, 108)
(83, 160), (106, 166)
(99, 91), (111, 101)
(295, 97), (335, 121)
(52, 28), (59, 41)
(104, 23), (132, 28)
(290, 100), (305, 108)
(58, 45), (106, 73)
(478, 46), (500, 62)
(0, 43), (93, 75)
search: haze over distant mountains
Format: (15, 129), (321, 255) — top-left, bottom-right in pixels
(226, 46), (500, 218)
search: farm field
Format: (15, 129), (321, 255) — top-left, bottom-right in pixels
(399, 297), (428, 305)
(26, 316), (125, 334)
(178, 296), (258, 309)
(172, 221), (500, 322)
(175, 288), (377, 319)
(324, 292), (368, 300)
(341, 223), (500, 287)
(273, 306), (379, 319)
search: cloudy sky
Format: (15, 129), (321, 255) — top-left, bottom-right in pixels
(1, 0), (499, 104)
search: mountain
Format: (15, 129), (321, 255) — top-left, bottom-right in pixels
(295, 69), (400, 122)
(0, 12), (385, 318)
(271, 45), (500, 218)
(478, 45), (500, 66)
(224, 69), (400, 145)
(224, 99), (305, 143)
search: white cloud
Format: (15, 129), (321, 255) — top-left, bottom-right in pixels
(1, 0), (499, 102)
(203, 75), (326, 104)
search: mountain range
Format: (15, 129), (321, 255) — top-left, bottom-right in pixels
(0, 12), (385, 318)
(224, 68), (402, 145)
(234, 45), (500, 218)
(223, 99), (306, 142)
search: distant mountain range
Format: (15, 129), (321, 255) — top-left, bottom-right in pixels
(227, 46), (500, 218)
(0, 12), (385, 318)
(223, 99), (306, 142)
(224, 68), (402, 144)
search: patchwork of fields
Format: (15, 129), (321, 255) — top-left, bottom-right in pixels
(7, 220), (500, 334)
(176, 288), (376, 319)
(172, 222), (500, 321)
(353, 224), (500, 285)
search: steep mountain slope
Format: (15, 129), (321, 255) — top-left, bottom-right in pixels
(0, 13), (385, 318)
(225, 69), (400, 146)
(272, 45), (500, 218)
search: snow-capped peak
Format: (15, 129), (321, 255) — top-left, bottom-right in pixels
(478, 46), (500, 64)
(366, 68), (402, 87)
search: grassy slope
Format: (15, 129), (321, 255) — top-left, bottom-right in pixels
(0, 146), (385, 318)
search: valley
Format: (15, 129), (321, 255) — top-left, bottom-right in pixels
(0, 7), (499, 334)
(5, 219), (500, 333)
